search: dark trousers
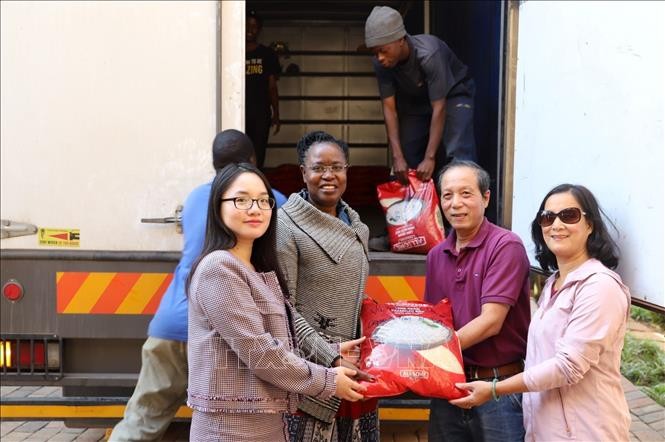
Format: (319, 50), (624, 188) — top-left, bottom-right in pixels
(245, 110), (271, 169)
(399, 95), (476, 184)
(429, 394), (525, 442)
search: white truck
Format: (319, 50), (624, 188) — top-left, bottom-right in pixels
(1, 0), (662, 426)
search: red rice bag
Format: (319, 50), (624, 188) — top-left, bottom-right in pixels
(376, 170), (444, 254)
(359, 298), (466, 399)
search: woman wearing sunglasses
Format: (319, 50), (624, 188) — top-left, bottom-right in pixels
(450, 183), (631, 441)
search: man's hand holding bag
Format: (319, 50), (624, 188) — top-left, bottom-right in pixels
(376, 170), (445, 254)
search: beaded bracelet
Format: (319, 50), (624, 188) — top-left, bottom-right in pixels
(491, 378), (500, 402)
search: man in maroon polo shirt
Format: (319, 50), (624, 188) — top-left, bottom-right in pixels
(425, 160), (530, 442)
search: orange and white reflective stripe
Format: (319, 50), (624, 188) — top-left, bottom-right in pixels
(56, 272), (173, 314)
(364, 275), (425, 303)
(55, 272), (423, 314)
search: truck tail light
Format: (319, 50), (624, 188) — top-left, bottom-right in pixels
(0, 337), (61, 375)
(0, 341), (11, 367)
(2, 279), (24, 302)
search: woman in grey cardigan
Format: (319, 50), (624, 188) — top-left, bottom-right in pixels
(278, 132), (379, 442)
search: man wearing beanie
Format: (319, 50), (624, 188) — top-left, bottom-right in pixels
(365, 5), (476, 186)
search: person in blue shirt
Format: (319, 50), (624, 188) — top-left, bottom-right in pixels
(110, 129), (287, 441)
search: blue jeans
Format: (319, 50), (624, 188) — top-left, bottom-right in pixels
(428, 394), (525, 442)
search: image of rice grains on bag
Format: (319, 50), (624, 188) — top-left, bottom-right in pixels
(359, 298), (466, 399)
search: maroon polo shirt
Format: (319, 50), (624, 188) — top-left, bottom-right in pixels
(425, 218), (531, 367)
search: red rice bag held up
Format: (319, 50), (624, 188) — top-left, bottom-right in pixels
(359, 298), (466, 399)
(376, 170), (444, 254)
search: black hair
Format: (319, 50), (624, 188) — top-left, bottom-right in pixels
(438, 159), (491, 194)
(247, 9), (263, 28)
(531, 183), (620, 272)
(296, 130), (349, 165)
(212, 129), (255, 171)
(186, 163), (288, 296)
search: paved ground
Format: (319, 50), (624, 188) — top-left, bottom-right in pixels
(623, 318), (665, 442)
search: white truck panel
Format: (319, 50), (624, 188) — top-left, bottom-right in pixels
(1, 1), (218, 251)
(220, 1), (245, 131)
(512, 1), (664, 306)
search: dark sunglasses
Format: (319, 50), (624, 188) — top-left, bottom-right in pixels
(537, 207), (586, 227)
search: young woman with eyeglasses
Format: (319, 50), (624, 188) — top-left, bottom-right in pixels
(450, 183), (631, 441)
(276, 131), (380, 441)
(186, 163), (366, 441)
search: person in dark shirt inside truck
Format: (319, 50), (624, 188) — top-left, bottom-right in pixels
(246, 9), (280, 170)
(365, 5), (477, 186)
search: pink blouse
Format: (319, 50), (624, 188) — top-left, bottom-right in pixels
(523, 258), (631, 441)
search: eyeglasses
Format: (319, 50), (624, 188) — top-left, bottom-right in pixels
(537, 207), (586, 227)
(305, 164), (349, 174)
(220, 197), (275, 210)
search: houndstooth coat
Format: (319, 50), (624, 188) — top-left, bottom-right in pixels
(187, 250), (337, 417)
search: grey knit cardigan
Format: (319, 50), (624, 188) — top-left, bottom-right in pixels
(276, 193), (370, 422)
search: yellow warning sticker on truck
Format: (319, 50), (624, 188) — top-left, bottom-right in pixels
(38, 228), (80, 247)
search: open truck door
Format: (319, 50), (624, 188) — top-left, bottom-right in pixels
(507, 1), (664, 311)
